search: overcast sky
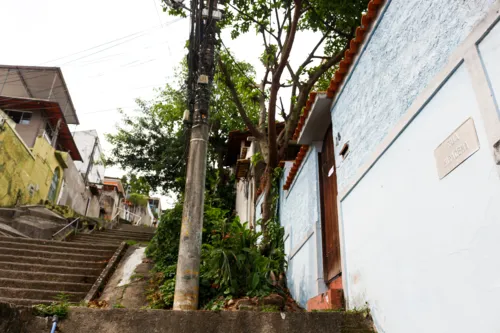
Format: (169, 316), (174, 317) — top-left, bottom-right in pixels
(0, 0), (323, 208)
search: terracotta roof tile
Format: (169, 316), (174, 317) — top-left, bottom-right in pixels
(283, 0), (385, 191)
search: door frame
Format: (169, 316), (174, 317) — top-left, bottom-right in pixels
(318, 125), (342, 284)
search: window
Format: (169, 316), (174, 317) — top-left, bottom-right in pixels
(44, 122), (54, 141)
(47, 168), (61, 202)
(6, 110), (32, 125)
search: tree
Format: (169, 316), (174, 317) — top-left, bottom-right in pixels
(121, 174), (152, 196)
(107, 59), (259, 195)
(164, 0), (368, 231)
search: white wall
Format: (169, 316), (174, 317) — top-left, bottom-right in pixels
(341, 63), (500, 333)
(279, 150), (326, 307)
(73, 130), (105, 184)
(331, 0), (493, 192)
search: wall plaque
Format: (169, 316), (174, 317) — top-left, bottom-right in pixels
(434, 117), (480, 179)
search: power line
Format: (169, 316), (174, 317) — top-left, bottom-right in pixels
(40, 19), (181, 65)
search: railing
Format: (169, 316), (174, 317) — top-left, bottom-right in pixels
(114, 207), (142, 226)
(52, 217), (80, 240)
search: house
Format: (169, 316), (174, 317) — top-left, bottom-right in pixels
(148, 197), (162, 225)
(103, 176), (155, 226)
(101, 177), (126, 221)
(225, 129), (263, 227)
(56, 129), (106, 217)
(73, 130), (105, 185)
(226, 123), (292, 227)
(275, 0), (500, 332)
(0, 65), (106, 217)
(0, 94), (82, 206)
(57, 130), (105, 217)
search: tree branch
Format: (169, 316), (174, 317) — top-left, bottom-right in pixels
(268, 0), (303, 168)
(217, 57), (263, 140)
(227, 3), (279, 42)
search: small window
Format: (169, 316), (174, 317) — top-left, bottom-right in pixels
(45, 122), (54, 140)
(20, 112), (32, 124)
(6, 110), (32, 125)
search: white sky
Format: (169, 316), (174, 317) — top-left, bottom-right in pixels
(0, 0), (324, 208)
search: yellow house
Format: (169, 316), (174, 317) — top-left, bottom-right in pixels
(0, 97), (82, 207)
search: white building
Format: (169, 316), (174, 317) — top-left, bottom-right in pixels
(73, 130), (105, 185)
(277, 0), (500, 332)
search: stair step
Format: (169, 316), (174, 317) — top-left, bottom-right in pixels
(76, 233), (151, 241)
(0, 287), (86, 302)
(0, 236), (117, 251)
(0, 261), (104, 275)
(0, 240), (116, 256)
(0, 246), (110, 261)
(0, 254), (107, 268)
(0, 278), (92, 293)
(118, 225), (156, 233)
(0, 297), (55, 306)
(102, 230), (155, 237)
(71, 236), (123, 245)
(0, 269), (98, 284)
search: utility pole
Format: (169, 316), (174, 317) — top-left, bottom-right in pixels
(173, 0), (219, 310)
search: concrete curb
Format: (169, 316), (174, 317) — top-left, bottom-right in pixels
(84, 242), (128, 303)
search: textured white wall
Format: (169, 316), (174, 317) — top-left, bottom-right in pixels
(341, 64), (500, 333)
(73, 130), (105, 184)
(279, 149), (325, 307)
(331, 0), (494, 192)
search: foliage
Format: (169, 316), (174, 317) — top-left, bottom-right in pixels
(146, 197), (286, 309)
(146, 157), (286, 310)
(128, 193), (149, 207)
(163, 0), (368, 227)
(121, 174), (152, 196)
(106, 95), (186, 194)
(33, 293), (70, 319)
(201, 217), (284, 299)
(107, 58), (258, 195)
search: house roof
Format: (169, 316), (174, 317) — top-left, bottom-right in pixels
(225, 122), (286, 166)
(285, 0), (386, 190)
(0, 95), (82, 161)
(0, 65), (79, 125)
(104, 178), (125, 194)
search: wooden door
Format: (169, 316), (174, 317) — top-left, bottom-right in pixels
(319, 126), (342, 282)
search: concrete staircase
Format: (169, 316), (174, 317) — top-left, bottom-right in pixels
(71, 225), (155, 246)
(0, 225), (155, 306)
(0, 236), (116, 306)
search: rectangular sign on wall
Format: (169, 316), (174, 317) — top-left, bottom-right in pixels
(434, 117), (480, 179)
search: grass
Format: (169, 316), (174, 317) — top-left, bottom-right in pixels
(33, 293), (70, 319)
(112, 303), (126, 309)
(131, 273), (145, 281)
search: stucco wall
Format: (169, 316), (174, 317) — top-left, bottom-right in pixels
(0, 122), (64, 206)
(279, 148), (325, 307)
(12, 110), (44, 148)
(341, 63), (500, 332)
(73, 130), (105, 184)
(331, 0), (494, 192)
(58, 155), (100, 216)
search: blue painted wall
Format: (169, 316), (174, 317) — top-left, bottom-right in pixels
(278, 147), (326, 308)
